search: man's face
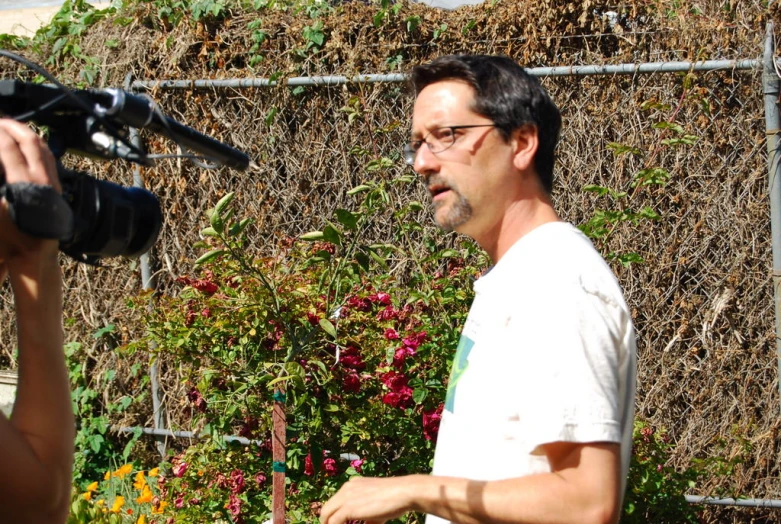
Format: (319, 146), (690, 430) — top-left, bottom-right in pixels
(410, 80), (521, 241)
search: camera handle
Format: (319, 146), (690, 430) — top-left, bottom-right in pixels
(0, 179), (73, 240)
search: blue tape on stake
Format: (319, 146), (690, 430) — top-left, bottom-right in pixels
(272, 461), (286, 473)
(273, 391), (286, 403)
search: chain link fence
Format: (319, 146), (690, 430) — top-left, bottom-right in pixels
(0, 52), (773, 523)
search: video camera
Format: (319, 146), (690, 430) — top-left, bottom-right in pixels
(0, 51), (249, 265)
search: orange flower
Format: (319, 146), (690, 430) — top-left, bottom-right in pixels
(136, 485), (154, 504)
(82, 491), (92, 501)
(136, 515), (147, 524)
(148, 467), (159, 477)
(133, 471), (147, 490)
(95, 499), (105, 507)
(110, 496), (125, 513)
(151, 500), (168, 515)
(103, 471), (110, 481)
(86, 481), (99, 492)
(113, 464), (133, 479)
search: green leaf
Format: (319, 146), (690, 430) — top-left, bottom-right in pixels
(354, 251), (370, 271)
(89, 434), (104, 454)
(606, 142), (642, 156)
(322, 224), (342, 246)
(229, 217), (253, 236)
(93, 324), (115, 339)
(583, 184), (610, 196)
(195, 249), (226, 265)
(369, 249), (388, 269)
(652, 121), (685, 134)
(267, 375), (293, 387)
(300, 231), (325, 241)
(265, 107), (278, 127)
(319, 319), (337, 338)
(214, 192), (235, 217)
(347, 184), (371, 195)
(335, 208), (359, 230)
(413, 388), (428, 404)
(638, 206), (662, 220)
(209, 210), (224, 232)
(303, 22), (325, 46)
(200, 226), (220, 237)
(323, 404), (340, 412)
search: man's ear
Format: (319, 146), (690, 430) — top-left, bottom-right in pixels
(511, 125), (539, 172)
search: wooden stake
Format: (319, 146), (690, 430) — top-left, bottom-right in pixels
(272, 388), (286, 524)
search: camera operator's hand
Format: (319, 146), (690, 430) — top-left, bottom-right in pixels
(0, 118), (60, 281)
(0, 118), (73, 523)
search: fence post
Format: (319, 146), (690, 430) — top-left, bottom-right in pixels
(125, 72), (168, 458)
(763, 22), (781, 413)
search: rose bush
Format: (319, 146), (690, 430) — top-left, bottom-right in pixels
(136, 179), (479, 522)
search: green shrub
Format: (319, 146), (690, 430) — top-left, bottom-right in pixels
(136, 178), (477, 522)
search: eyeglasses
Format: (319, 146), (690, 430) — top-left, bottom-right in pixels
(403, 124), (497, 166)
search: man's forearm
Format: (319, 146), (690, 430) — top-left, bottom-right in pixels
(7, 253), (74, 515)
(408, 471), (617, 524)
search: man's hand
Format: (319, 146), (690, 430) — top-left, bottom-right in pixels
(320, 475), (421, 524)
(0, 118), (60, 280)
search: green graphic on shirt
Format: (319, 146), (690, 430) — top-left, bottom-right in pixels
(444, 334), (474, 413)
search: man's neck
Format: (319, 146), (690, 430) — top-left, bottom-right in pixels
(479, 195), (560, 263)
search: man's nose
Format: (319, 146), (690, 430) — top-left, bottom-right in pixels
(413, 142), (439, 176)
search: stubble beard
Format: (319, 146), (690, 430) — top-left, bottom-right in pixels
(433, 191), (472, 232)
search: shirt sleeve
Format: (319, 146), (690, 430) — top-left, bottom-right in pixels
(502, 276), (630, 454)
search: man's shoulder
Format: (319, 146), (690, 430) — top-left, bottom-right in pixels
(501, 222), (611, 277)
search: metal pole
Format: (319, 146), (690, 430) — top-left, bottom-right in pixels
(686, 495), (781, 508)
(129, 59), (761, 91)
(115, 425), (263, 446)
(763, 23), (781, 412)
(124, 72), (167, 458)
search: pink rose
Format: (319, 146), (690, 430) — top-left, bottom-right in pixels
(343, 373), (361, 393)
(383, 328), (399, 340)
(350, 459), (364, 473)
(423, 404), (444, 442)
(323, 458), (338, 477)
(172, 462), (188, 478)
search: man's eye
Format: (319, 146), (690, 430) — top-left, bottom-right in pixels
(436, 128), (455, 140)
(410, 140), (423, 150)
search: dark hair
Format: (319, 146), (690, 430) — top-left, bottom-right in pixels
(410, 55), (561, 194)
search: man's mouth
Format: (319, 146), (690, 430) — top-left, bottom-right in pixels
(429, 184), (451, 200)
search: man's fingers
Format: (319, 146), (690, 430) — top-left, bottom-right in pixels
(0, 120), (60, 191)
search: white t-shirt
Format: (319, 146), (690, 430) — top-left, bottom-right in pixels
(426, 222), (637, 524)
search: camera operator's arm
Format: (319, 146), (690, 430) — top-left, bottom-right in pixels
(0, 119), (74, 522)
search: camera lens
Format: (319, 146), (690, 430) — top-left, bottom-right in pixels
(59, 169), (162, 260)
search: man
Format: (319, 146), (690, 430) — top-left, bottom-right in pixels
(321, 55), (636, 524)
(0, 119), (74, 522)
